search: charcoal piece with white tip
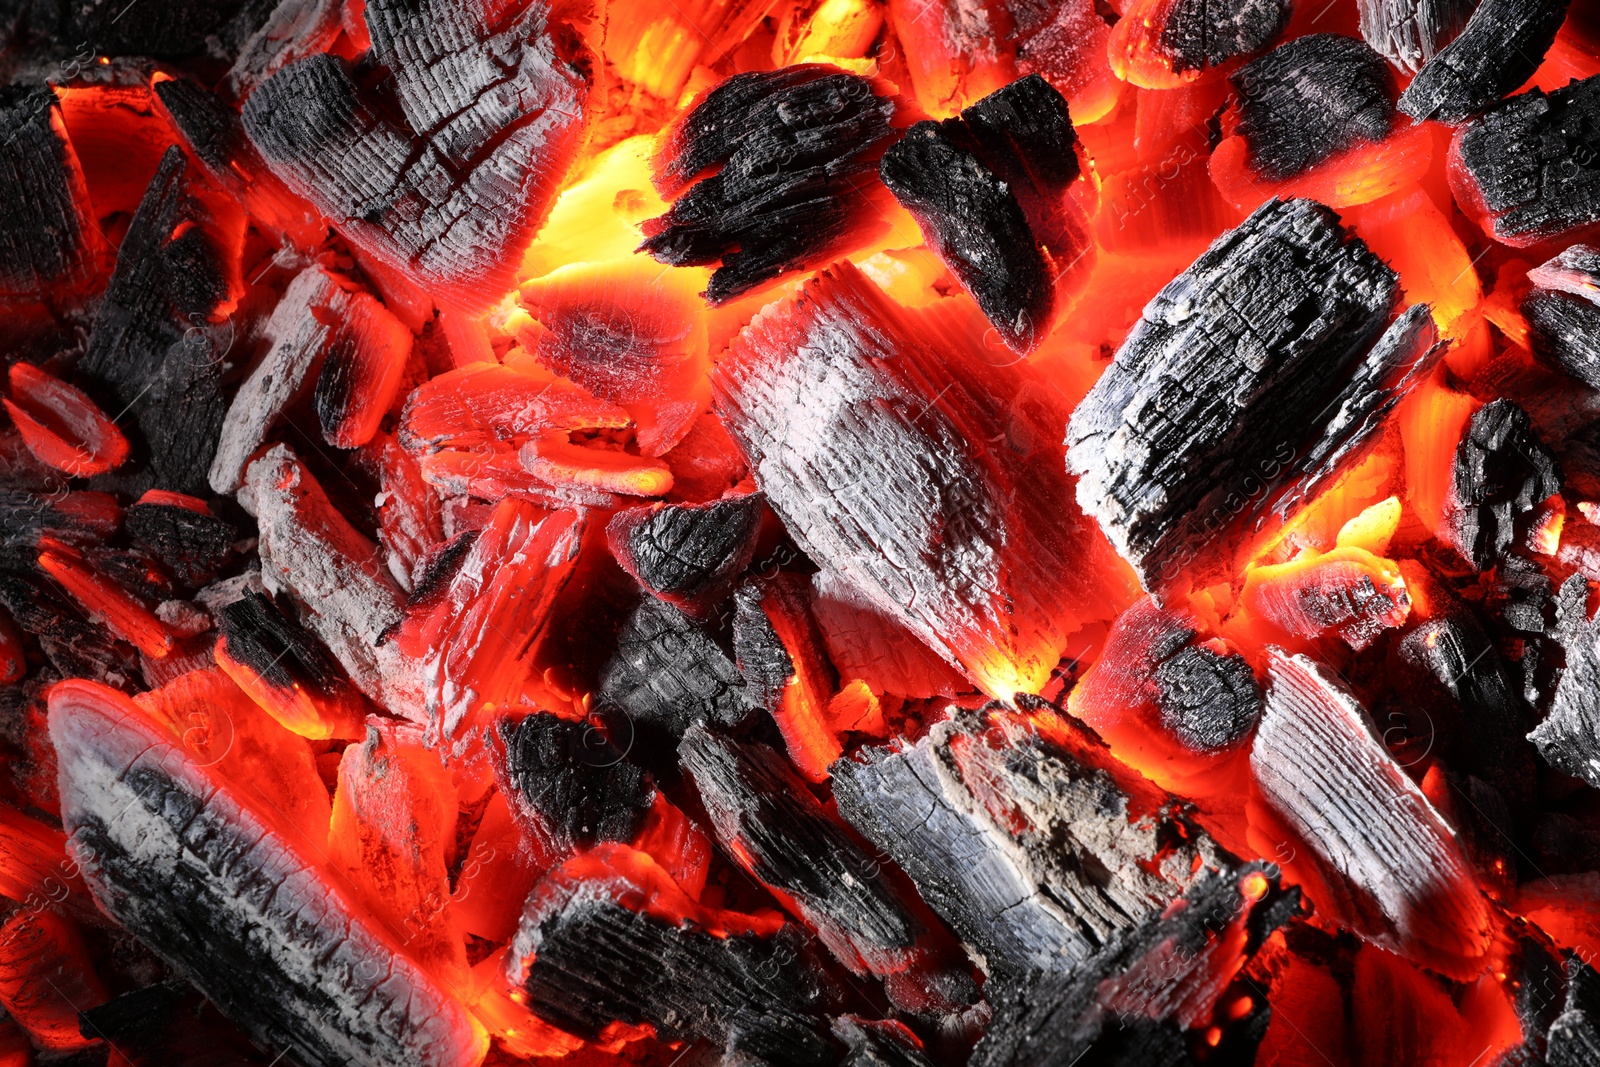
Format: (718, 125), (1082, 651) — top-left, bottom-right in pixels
(597, 596), (753, 740)
(831, 703), (1225, 979)
(1158, 0), (1292, 74)
(1443, 399), (1560, 572)
(1357, 0), (1474, 72)
(1525, 246), (1600, 391)
(1065, 198), (1400, 595)
(1398, 0), (1570, 123)
(1229, 34), (1395, 183)
(639, 66), (898, 305)
(1453, 76), (1600, 247)
(498, 712), (651, 854)
(606, 494), (764, 615)
(1529, 575), (1600, 789)
(124, 501), (235, 589)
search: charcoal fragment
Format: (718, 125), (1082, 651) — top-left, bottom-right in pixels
(1152, 642), (1261, 750)
(1229, 34), (1395, 183)
(1398, 0), (1571, 123)
(0, 85), (102, 300)
(832, 703), (1224, 978)
(1548, 959), (1600, 1067)
(1444, 399), (1560, 571)
(498, 712), (651, 853)
(1066, 199), (1400, 596)
(832, 1018), (936, 1067)
(1529, 575), (1600, 788)
(216, 593), (358, 716)
(124, 501), (235, 588)
(640, 66), (899, 304)
(1525, 246), (1600, 390)
(1157, 0), (1292, 75)
(1452, 76), (1600, 247)
(1357, 0), (1474, 72)
(607, 494), (765, 615)
(597, 597), (752, 739)
(79, 983), (273, 1066)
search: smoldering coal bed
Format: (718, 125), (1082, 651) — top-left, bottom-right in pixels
(1, 0), (1600, 1066)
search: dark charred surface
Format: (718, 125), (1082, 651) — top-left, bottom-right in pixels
(732, 581), (797, 718)
(499, 713), (651, 853)
(124, 502), (235, 588)
(2, 0), (273, 61)
(1445, 399), (1560, 571)
(1398, 0), (1571, 123)
(833, 1018), (938, 1067)
(640, 66), (898, 304)
(1066, 198), (1399, 595)
(607, 494), (764, 613)
(1525, 246), (1600, 390)
(1357, 0), (1474, 72)
(0, 84), (98, 299)
(1529, 575), (1600, 789)
(832, 704), (1224, 979)
(1548, 959), (1600, 1067)
(1158, 0), (1292, 74)
(597, 596), (753, 739)
(1152, 642), (1262, 750)
(1455, 76), (1600, 246)
(79, 983), (275, 1066)
(217, 592), (352, 698)
(1230, 34), (1395, 183)
(74, 148), (230, 497)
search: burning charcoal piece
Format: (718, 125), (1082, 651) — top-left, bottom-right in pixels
(1525, 246), (1600, 390)
(680, 724), (975, 1012)
(498, 712), (652, 854)
(242, 0), (590, 312)
(1357, 0), (1474, 72)
(49, 680), (489, 1067)
(0, 85), (103, 299)
(1443, 399), (1560, 572)
(1241, 546), (1411, 651)
(733, 576), (843, 781)
(971, 864), (1295, 1067)
(717, 262), (1138, 699)
(3, 362), (128, 478)
(1548, 959), (1600, 1066)
(606, 494), (764, 616)
(224, 0), (346, 101)
(1529, 575), (1600, 788)
(124, 493), (235, 588)
(1398, 0), (1571, 123)
(832, 703), (1225, 979)
(508, 844), (838, 1060)
(215, 592), (366, 740)
(597, 596), (753, 740)
(1452, 76), (1600, 247)
(75, 147), (234, 497)
(1249, 650), (1491, 976)
(1066, 199), (1400, 596)
(640, 66), (899, 304)
(310, 282), (413, 450)
(1227, 35), (1395, 184)
(0, 909), (108, 1052)
(809, 570), (970, 700)
(880, 76), (1089, 354)
(1108, 0), (1292, 88)
(833, 1018), (938, 1067)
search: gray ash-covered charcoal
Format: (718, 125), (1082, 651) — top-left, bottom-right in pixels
(640, 66), (899, 305)
(1442, 399), (1560, 572)
(1452, 76), (1600, 247)
(596, 596), (753, 739)
(1398, 0), (1571, 123)
(1066, 198), (1401, 596)
(1525, 246), (1600, 390)
(1357, 0), (1475, 72)
(606, 494), (765, 616)
(1229, 34), (1396, 183)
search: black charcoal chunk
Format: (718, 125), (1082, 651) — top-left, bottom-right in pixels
(0, 84), (98, 299)
(511, 854), (838, 1063)
(970, 863), (1294, 1067)
(15, 0), (274, 59)
(1357, 0), (1475, 72)
(732, 582), (797, 717)
(607, 494), (764, 612)
(597, 597), (752, 738)
(680, 724), (961, 988)
(1152, 642), (1262, 750)
(154, 77), (254, 175)
(1230, 34), (1395, 183)
(124, 502), (235, 588)
(1529, 575), (1600, 788)
(1525, 246), (1600, 390)
(1398, 0), (1571, 122)
(499, 713), (650, 852)
(880, 126), (1050, 354)
(833, 1018), (937, 1067)
(217, 592), (352, 698)
(955, 75), (1082, 211)
(1508, 935), (1568, 1046)
(1158, 0), (1292, 74)
(75, 148), (230, 497)
(1065, 198), (1399, 595)
(831, 704), (1223, 979)
(1445, 399), (1560, 571)
(1455, 76), (1600, 246)
(79, 983), (273, 1066)
(640, 66), (897, 304)
(1548, 959), (1600, 1067)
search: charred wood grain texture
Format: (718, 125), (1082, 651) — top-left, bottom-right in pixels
(1157, 0), (1292, 74)
(1066, 198), (1399, 596)
(1529, 575), (1600, 789)
(640, 66), (898, 304)
(1357, 0), (1474, 72)
(606, 494), (764, 615)
(831, 704), (1223, 978)
(124, 500), (235, 588)
(597, 596), (753, 739)
(1398, 0), (1571, 122)
(1444, 399), (1560, 571)
(1230, 34), (1395, 183)
(217, 592), (355, 705)
(1454, 75), (1600, 246)
(0, 85), (100, 300)
(499, 712), (651, 854)
(1526, 246), (1600, 390)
